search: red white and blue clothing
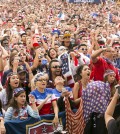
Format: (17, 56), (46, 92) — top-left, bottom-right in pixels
(91, 57), (119, 81)
(30, 88), (57, 115)
(4, 105), (40, 122)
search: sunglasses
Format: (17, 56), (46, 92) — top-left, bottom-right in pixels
(17, 25), (21, 26)
(37, 79), (47, 82)
(114, 46), (120, 49)
(81, 48), (88, 51)
(100, 46), (106, 48)
(51, 65), (62, 69)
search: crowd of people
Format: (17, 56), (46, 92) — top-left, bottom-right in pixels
(0, 0), (119, 133)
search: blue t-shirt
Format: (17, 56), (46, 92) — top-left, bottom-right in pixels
(52, 86), (72, 99)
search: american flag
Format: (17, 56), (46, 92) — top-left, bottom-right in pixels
(58, 52), (74, 88)
(65, 97), (85, 134)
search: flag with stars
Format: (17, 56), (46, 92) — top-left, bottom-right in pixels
(82, 81), (111, 123)
(58, 52), (74, 88)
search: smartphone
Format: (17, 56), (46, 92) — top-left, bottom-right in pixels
(62, 88), (67, 93)
(115, 85), (120, 95)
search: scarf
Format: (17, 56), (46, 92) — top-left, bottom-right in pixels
(82, 81), (111, 123)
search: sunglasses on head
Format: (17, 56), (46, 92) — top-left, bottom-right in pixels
(51, 65), (62, 69)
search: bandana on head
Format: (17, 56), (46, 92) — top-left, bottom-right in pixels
(103, 69), (116, 78)
(34, 72), (45, 83)
(82, 81), (110, 123)
(13, 88), (24, 97)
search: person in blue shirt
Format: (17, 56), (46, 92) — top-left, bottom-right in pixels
(52, 76), (76, 112)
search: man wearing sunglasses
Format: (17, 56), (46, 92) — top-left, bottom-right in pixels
(48, 59), (63, 88)
(77, 44), (90, 65)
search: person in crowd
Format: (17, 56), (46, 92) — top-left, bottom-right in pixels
(48, 59), (66, 88)
(112, 41), (120, 70)
(47, 48), (58, 60)
(1, 52), (19, 86)
(52, 76), (75, 112)
(30, 73), (59, 125)
(4, 87), (40, 122)
(91, 47), (119, 82)
(73, 65), (91, 100)
(0, 72), (20, 108)
(62, 32), (73, 50)
(103, 69), (118, 97)
(105, 88), (120, 134)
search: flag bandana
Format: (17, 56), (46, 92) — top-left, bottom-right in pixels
(82, 81), (111, 123)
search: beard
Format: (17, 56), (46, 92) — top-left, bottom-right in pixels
(54, 71), (61, 76)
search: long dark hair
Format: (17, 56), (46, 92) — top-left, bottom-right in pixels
(75, 64), (88, 81)
(47, 48), (58, 59)
(5, 73), (20, 105)
(104, 75), (117, 97)
(9, 90), (27, 111)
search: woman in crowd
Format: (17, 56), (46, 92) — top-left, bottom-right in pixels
(4, 87), (40, 122)
(47, 48), (58, 60)
(2, 52), (19, 86)
(30, 73), (59, 126)
(73, 64), (91, 100)
(1, 72), (20, 108)
(103, 69), (118, 97)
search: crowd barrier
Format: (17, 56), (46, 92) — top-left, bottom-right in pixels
(5, 111), (67, 134)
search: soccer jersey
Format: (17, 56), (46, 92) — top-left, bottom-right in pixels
(30, 88), (57, 115)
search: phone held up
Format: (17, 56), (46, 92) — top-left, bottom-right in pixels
(115, 84), (120, 95)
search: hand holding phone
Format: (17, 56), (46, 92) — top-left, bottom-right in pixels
(115, 85), (120, 95)
(62, 88), (67, 93)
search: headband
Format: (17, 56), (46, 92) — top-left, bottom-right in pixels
(103, 70), (116, 78)
(13, 88), (24, 97)
(34, 72), (45, 83)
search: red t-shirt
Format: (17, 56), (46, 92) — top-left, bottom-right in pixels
(91, 57), (119, 81)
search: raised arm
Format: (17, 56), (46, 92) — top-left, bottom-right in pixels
(91, 48), (106, 63)
(105, 90), (119, 128)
